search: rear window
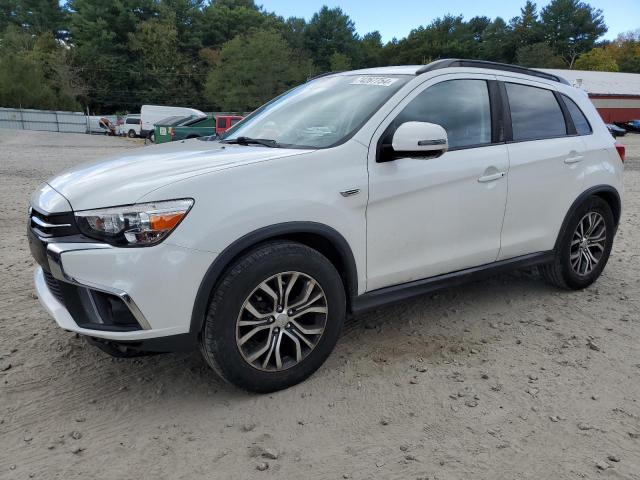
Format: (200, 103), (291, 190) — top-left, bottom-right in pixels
(562, 95), (592, 135)
(126, 118), (140, 125)
(506, 83), (567, 141)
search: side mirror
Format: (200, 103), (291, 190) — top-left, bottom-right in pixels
(391, 121), (448, 157)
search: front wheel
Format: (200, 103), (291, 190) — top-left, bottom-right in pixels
(541, 196), (615, 290)
(200, 241), (346, 392)
(127, 129), (136, 138)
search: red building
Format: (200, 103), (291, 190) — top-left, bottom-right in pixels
(542, 69), (640, 123)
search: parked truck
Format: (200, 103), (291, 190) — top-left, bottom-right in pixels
(140, 105), (206, 141)
(154, 114), (244, 143)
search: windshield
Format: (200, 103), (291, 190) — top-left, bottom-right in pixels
(222, 74), (410, 149)
(155, 115), (202, 127)
(155, 115), (185, 126)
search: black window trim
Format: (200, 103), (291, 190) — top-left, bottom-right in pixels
(376, 77), (504, 162)
(554, 90), (576, 136)
(558, 93), (593, 137)
(501, 80), (578, 144)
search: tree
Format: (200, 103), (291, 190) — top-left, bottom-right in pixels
(357, 31), (384, 67)
(480, 17), (513, 62)
(516, 42), (565, 68)
(199, 0), (282, 49)
(329, 52), (351, 71)
(303, 6), (359, 71)
(540, 0), (607, 67)
(160, 0), (205, 56)
(0, 0), (68, 36)
(128, 15), (195, 106)
(510, 1), (543, 47)
(204, 29), (310, 111)
(0, 0), (622, 113)
(0, 26), (82, 109)
(604, 31), (640, 73)
(574, 47), (618, 71)
(280, 16), (307, 53)
(67, 0), (159, 110)
(391, 15), (479, 64)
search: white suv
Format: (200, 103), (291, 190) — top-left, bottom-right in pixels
(28, 60), (624, 392)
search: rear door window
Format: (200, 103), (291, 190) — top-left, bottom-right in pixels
(562, 95), (592, 135)
(505, 83), (567, 141)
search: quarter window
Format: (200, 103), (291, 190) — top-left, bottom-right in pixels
(394, 79), (492, 149)
(506, 83), (566, 141)
(562, 95), (592, 135)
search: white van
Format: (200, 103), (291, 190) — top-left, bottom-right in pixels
(118, 114), (141, 138)
(140, 105), (206, 140)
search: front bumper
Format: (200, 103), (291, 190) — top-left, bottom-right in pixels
(32, 236), (217, 344)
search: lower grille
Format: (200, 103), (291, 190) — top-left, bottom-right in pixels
(41, 269), (142, 332)
(43, 269), (65, 304)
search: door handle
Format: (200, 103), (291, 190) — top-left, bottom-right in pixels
(564, 155), (584, 164)
(478, 172), (506, 183)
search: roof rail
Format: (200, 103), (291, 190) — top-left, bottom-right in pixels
(416, 59), (570, 85)
(307, 71), (343, 82)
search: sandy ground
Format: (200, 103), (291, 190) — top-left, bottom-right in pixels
(1, 129), (639, 480)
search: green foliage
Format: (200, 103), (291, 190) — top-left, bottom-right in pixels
(204, 29), (310, 111)
(604, 31), (640, 73)
(393, 15), (480, 64)
(0, 0), (630, 113)
(574, 47), (618, 71)
(0, 26), (82, 109)
(516, 42), (566, 68)
(0, 0), (67, 35)
(329, 52), (351, 71)
(303, 6), (359, 71)
(358, 31), (384, 68)
(510, 1), (543, 47)
(198, 0), (280, 49)
(540, 0), (607, 67)
(480, 18), (513, 62)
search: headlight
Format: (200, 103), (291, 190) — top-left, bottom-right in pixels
(74, 199), (194, 246)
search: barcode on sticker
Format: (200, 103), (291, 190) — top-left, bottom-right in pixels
(350, 76), (399, 87)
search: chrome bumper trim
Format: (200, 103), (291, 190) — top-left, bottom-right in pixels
(46, 243), (152, 330)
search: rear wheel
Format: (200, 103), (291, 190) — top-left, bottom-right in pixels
(541, 196), (614, 290)
(200, 241), (346, 392)
(127, 129), (136, 138)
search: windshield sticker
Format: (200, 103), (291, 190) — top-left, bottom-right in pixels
(350, 76), (399, 87)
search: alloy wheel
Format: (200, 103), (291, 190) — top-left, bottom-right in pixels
(570, 211), (607, 276)
(235, 271), (328, 371)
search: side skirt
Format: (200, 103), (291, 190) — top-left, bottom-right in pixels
(351, 251), (554, 314)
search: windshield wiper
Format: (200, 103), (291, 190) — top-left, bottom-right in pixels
(222, 136), (281, 148)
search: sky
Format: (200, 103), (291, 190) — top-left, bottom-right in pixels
(259, 0), (640, 41)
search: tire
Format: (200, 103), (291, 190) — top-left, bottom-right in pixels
(200, 241), (346, 392)
(541, 196), (615, 290)
(149, 132), (155, 143)
(127, 129), (136, 138)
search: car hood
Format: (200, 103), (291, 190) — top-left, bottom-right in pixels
(45, 140), (313, 211)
